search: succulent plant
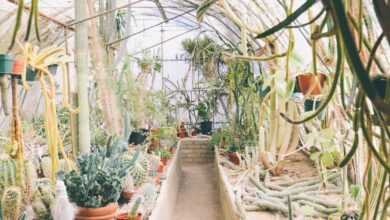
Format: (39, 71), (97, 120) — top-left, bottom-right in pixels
(1, 186), (22, 220)
(64, 147), (138, 208)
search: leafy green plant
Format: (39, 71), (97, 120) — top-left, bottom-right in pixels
(196, 102), (210, 122)
(157, 149), (172, 160)
(64, 147), (138, 208)
(227, 144), (238, 153)
(209, 128), (234, 148)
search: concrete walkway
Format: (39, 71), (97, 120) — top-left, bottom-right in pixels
(173, 163), (222, 220)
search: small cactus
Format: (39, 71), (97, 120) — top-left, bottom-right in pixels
(127, 153), (149, 187)
(128, 197), (142, 218)
(31, 179), (54, 220)
(1, 186), (22, 220)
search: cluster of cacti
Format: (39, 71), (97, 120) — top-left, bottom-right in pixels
(1, 186), (22, 220)
(31, 179), (54, 220)
(127, 153), (149, 187)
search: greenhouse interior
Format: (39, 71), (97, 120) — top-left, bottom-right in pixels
(0, 0), (389, 219)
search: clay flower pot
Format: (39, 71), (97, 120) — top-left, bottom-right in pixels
(122, 191), (135, 200)
(157, 161), (164, 173)
(161, 157), (169, 166)
(76, 203), (118, 220)
(116, 213), (143, 220)
(12, 58), (24, 75)
(227, 152), (240, 165)
(297, 73), (326, 96)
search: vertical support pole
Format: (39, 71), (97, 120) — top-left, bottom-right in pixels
(74, 0), (91, 154)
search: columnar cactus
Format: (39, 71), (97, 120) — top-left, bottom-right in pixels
(1, 186), (22, 220)
(0, 155), (17, 198)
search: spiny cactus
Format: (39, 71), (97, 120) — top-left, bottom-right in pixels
(128, 197), (142, 218)
(1, 186), (22, 220)
(122, 174), (135, 193)
(40, 156), (75, 179)
(147, 155), (160, 177)
(141, 183), (156, 206)
(0, 155), (17, 198)
(23, 160), (36, 202)
(128, 154), (149, 187)
(31, 179), (54, 220)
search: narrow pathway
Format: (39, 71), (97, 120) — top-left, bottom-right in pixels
(173, 163), (222, 220)
(172, 138), (222, 220)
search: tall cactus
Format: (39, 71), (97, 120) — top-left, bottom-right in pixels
(1, 186), (22, 220)
(31, 179), (54, 220)
(0, 155), (17, 198)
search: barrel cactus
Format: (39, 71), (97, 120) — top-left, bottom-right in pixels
(1, 186), (22, 220)
(127, 153), (149, 187)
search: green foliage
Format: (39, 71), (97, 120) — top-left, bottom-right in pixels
(157, 149), (171, 159)
(227, 144), (238, 153)
(196, 102), (210, 121)
(209, 128), (234, 148)
(64, 147), (137, 208)
(1, 186), (22, 220)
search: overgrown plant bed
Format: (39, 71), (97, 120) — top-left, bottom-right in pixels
(116, 147), (178, 220)
(216, 148), (345, 219)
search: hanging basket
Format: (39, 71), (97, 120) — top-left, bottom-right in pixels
(0, 54), (14, 76)
(297, 73), (326, 96)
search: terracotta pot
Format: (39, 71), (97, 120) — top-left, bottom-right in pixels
(116, 213), (143, 220)
(76, 203), (118, 220)
(161, 157), (169, 166)
(12, 59), (24, 75)
(157, 162), (164, 173)
(297, 73), (326, 96)
(228, 152), (240, 165)
(121, 191), (135, 200)
(154, 175), (161, 185)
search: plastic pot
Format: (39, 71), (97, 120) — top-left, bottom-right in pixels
(75, 203), (118, 220)
(48, 64), (58, 75)
(128, 131), (147, 145)
(372, 75), (388, 99)
(200, 121), (212, 135)
(0, 54), (13, 76)
(297, 73), (326, 96)
(304, 99), (321, 112)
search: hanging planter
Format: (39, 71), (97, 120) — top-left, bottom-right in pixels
(0, 54), (14, 76)
(75, 203), (118, 220)
(297, 73), (326, 96)
(200, 121), (212, 135)
(47, 64), (58, 75)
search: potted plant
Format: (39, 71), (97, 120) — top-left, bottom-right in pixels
(158, 149), (172, 166)
(0, 54), (13, 76)
(177, 122), (188, 138)
(227, 144), (240, 165)
(297, 73), (326, 96)
(117, 197), (143, 220)
(196, 102), (212, 135)
(64, 148), (136, 220)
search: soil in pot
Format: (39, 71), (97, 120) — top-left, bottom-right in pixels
(297, 73), (326, 96)
(76, 203), (118, 220)
(200, 121), (212, 135)
(0, 54), (13, 75)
